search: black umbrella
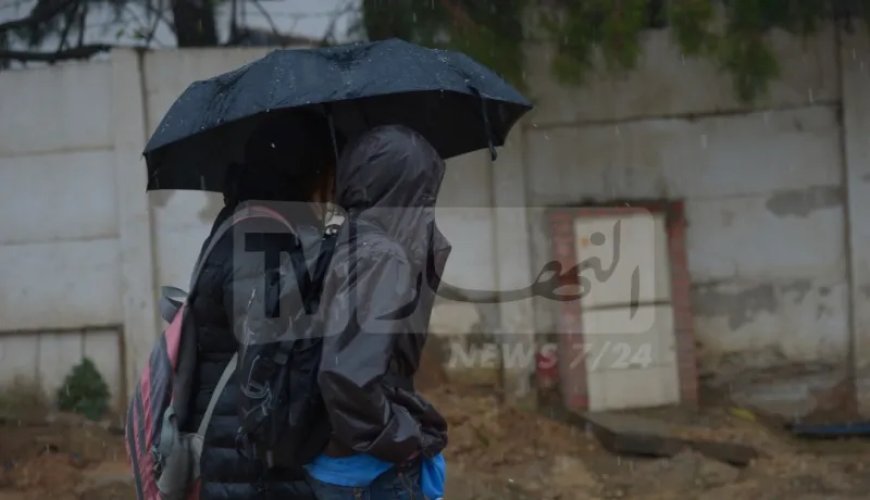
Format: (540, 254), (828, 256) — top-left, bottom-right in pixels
(144, 38), (532, 191)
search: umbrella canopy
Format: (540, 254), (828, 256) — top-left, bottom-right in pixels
(144, 38), (532, 191)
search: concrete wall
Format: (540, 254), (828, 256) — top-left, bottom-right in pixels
(841, 26), (870, 413)
(0, 61), (124, 406)
(1, 23), (869, 408)
(523, 25), (851, 379)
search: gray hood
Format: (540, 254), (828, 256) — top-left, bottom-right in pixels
(336, 125), (449, 268)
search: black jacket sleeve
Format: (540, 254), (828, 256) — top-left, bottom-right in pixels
(317, 246), (424, 463)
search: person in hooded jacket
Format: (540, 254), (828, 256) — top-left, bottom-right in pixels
(186, 110), (336, 500)
(305, 125), (451, 499)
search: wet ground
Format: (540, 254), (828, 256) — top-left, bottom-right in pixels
(1, 385), (870, 499)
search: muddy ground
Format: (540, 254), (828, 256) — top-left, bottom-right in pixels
(1, 385), (870, 499)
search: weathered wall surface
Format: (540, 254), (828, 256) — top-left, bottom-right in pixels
(0, 62), (124, 405)
(523, 26), (851, 376)
(840, 27), (870, 413)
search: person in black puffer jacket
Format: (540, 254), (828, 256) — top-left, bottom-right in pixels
(185, 110), (336, 500)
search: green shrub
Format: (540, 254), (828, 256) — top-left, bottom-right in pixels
(56, 358), (110, 421)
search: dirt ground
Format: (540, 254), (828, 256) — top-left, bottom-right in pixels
(1, 385), (870, 500)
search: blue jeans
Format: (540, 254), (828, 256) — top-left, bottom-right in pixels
(307, 464), (424, 500)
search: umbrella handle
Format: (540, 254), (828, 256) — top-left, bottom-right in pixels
(470, 86), (497, 162)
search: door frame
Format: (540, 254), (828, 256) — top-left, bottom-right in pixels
(544, 202), (698, 411)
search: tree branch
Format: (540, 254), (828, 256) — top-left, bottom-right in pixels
(0, 0), (75, 34)
(55, 0), (80, 52)
(76, 0), (87, 47)
(320, 0), (357, 45)
(143, 0), (162, 48)
(144, 0), (176, 35)
(0, 44), (111, 63)
(249, 0), (281, 40)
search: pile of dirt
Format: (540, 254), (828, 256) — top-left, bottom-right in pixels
(427, 385), (870, 500)
(0, 414), (131, 500)
(3, 385), (870, 499)
(426, 386), (604, 499)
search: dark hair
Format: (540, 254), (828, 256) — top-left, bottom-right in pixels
(223, 109), (342, 206)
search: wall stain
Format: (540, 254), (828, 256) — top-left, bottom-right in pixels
(793, 118), (804, 131)
(819, 286), (831, 297)
(780, 280), (812, 304)
(816, 303), (833, 320)
(692, 283), (777, 330)
(149, 190), (174, 208)
(765, 185), (842, 218)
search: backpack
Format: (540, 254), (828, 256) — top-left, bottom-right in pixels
(125, 205), (317, 500)
(234, 223), (337, 470)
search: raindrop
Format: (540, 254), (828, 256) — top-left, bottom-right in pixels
(807, 88), (814, 103)
(412, 12), (417, 23)
(700, 134), (708, 149)
(853, 48), (857, 61)
(544, 134), (551, 141)
(270, 142), (276, 149)
(763, 112), (770, 125)
(614, 126), (621, 138)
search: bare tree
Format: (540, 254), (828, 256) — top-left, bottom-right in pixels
(0, 0), (358, 67)
(0, 0), (111, 63)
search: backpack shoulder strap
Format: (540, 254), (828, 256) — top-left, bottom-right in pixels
(197, 353), (238, 436)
